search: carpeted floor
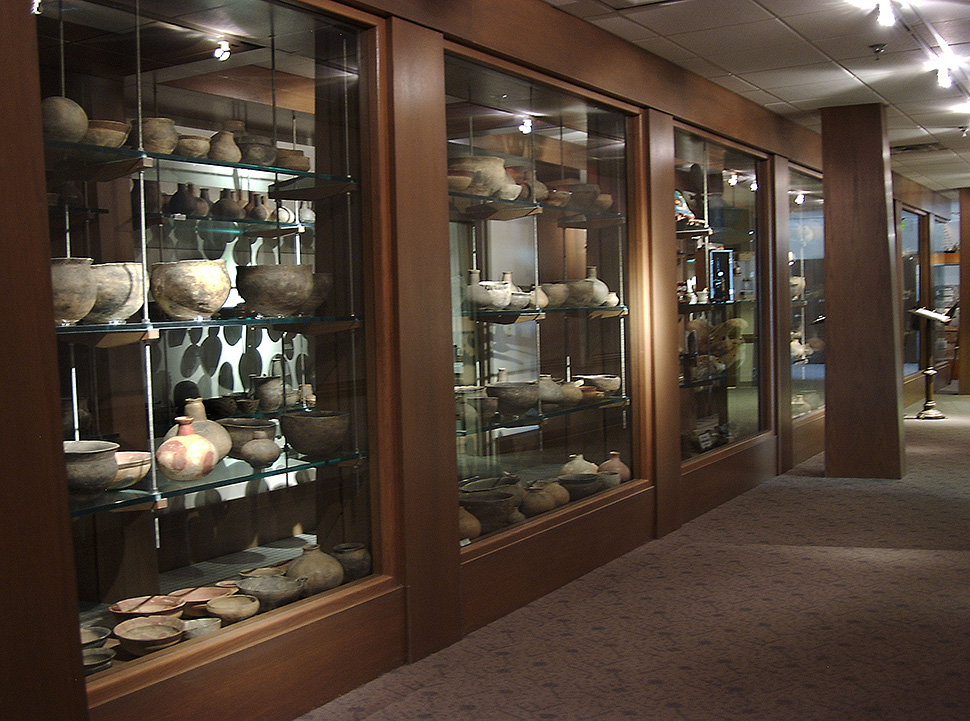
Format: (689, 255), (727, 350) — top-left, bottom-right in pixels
(297, 392), (970, 720)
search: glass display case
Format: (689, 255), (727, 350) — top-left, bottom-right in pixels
(931, 214), (959, 371)
(900, 208), (923, 376)
(789, 169), (825, 418)
(674, 129), (764, 460)
(39, 0), (372, 677)
(446, 55), (633, 542)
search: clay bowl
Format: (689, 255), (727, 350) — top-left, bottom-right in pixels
(138, 117), (178, 154)
(597, 471), (621, 489)
(170, 586), (237, 617)
(150, 259), (231, 320)
(237, 136), (277, 166)
(182, 617), (221, 639)
(275, 148), (311, 171)
(51, 257), (97, 326)
(80, 625), (111, 649)
(109, 594), (186, 622)
(576, 374), (622, 394)
(296, 273), (334, 316)
(540, 282), (569, 309)
(546, 179), (600, 210)
(235, 575), (306, 612)
(83, 262), (145, 324)
(63, 440), (120, 497)
(113, 616), (184, 656)
(108, 450), (152, 490)
(235, 264), (314, 317)
(556, 473), (603, 501)
(42, 96), (88, 142)
(216, 418), (278, 459)
(458, 489), (518, 535)
(81, 120), (131, 148)
(279, 409), (350, 458)
(205, 594), (259, 624)
(448, 156), (508, 197)
(459, 475), (525, 506)
(485, 381), (539, 416)
(175, 135), (210, 158)
(82, 647), (115, 675)
(237, 566), (286, 578)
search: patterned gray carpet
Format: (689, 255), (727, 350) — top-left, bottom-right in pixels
(298, 392), (970, 720)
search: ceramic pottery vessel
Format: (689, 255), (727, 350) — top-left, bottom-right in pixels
(458, 489), (517, 535)
(520, 487), (556, 517)
(175, 134), (209, 158)
(598, 450), (631, 483)
(557, 472), (602, 501)
(485, 381), (539, 418)
(82, 120), (130, 148)
(216, 418), (278, 460)
(448, 156), (508, 197)
(585, 266), (610, 306)
(182, 617), (221, 639)
(540, 282), (569, 309)
(236, 575), (306, 612)
(279, 410), (351, 457)
(210, 188), (246, 219)
(63, 440), (119, 496)
(150, 259), (230, 320)
(575, 374), (622, 394)
(237, 135), (277, 166)
(238, 428), (281, 469)
(275, 148), (311, 171)
(155, 417), (217, 482)
(164, 398), (231, 460)
(205, 594), (258, 624)
(167, 183), (198, 216)
(459, 506), (482, 539)
(530, 479), (570, 507)
(42, 96), (89, 142)
(559, 380), (583, 406)
(251, 375), (285, 412)
(113, 616), (184, 656)
(286, 544), (344, 594)
(207, 130), (242, 162)
(538, 375), (566, 404)
(139, 117), (178, 154)
(236, 264), (314, 317)
(51, 257), (97, 326)
(597, 471), (621, 489)
(464, 269), (511, 309)
(62, 396), (92, 439)
(331, 543), (372, 581)
(565, 276), (595, 308)
(296, 273), (334, 315)
(83, 262), (144, 324)
(560, 453), (598, 475)
(109, 451), (152, 490)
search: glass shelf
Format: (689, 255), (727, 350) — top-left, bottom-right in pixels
(68, 451), (367, 518)
(463, 305), (629, 323)
(56, 314), (363, 337)
(43, 140), (359, 194)
(449, 191), (626, 226)
(677, 300), (754, 313)
(457, 395), (631, 436)
(147, 213), (313, 238)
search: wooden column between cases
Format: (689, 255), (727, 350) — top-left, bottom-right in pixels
(959, 188), (970, 393)
(821, 104), (904, 478)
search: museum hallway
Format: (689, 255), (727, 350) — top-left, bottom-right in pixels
(297, 391), (970, 721)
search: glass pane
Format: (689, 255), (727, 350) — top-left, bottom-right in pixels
(900, 209), (921, 375)
(675, 129), (763, 459)
(41, 0), (372, 676)
(931, 215), (959, 368)
(447, 54), (632, 542)
(789, 170), (824, 417)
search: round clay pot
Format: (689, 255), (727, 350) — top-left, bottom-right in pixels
(598, 450), (631, 483)
(485, 381), (539, 418)
(155, 417), (217, 482)
(235, 575), (306, 612)
(150, 259), (231, 320)
(210, 189), (245, 219)
(279, 410), (351, 458)
(42, 96), (88, 142)
(175, 134), (210, 158)
(83, 262), (144, 324)
(540, 283), (569, 309)
(459, 506), (482, 539)
(458, 489), (517, 535)
(286, 544), (344, 594)
(250, 375), (284, 412)
(560, 453), (598, 475)
(51, 257), (97, 326)
(238, 428), (281, 469)
(81, 119), (130, 148)
(296, 273), (334, 315)
(531, 479), (570, 507)
(235, 264), (314, 317)
(520, 486), (557, 517)
(216, 418), (278, 460)
(63, 440), (120, 496)
(109, 450), (152, 490)
(275, 148), (310, 171)
(207, 131), (242, 162)
(164, 398), (231, 460)
(205, 594), (258, 624)
(597, 471), (621, 489)
(139, 117), (178, 154)
(448, 156), (508, 197)
(237, 135), (277, 166)
(331, 543), (372, 581)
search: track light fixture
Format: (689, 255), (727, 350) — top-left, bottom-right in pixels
(214, 40), (231, 62)
(877, 0), (895, 27)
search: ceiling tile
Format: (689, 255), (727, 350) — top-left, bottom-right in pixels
(905, 0), (970, 24)
(781, 5), (903, 43)
(623, 0), (773, 35)
(677, 56), (733, 77)
(738, 88), (786, 105)
(551, 0), (615, 19)
(589, 14), (656, 41)
(632, 35), (696, 62)
(707, 74), (761, 94)
(739, 62), (854, 90)
(666, 19), (798, 55)
(704, 43), (831, 75)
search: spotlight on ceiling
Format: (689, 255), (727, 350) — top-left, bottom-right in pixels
(794, 192), (806, 205)
(877, 0), (895, 27)
(214, 40), (231, 62)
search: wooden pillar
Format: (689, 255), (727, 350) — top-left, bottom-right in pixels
(821, 104), (904, 478)
(959, 188), (970, 393)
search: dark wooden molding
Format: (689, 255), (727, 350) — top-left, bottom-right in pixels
(892, 172), (952, 219)
(960, 189), (970, 393)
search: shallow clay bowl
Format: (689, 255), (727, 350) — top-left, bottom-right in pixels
(82, 120), (131, 148)
(182, 617), (222, 639)
(80, 625), (110, 649)
(109, 594), (186, 622)
(576, 374), (622, 394)
(275, 148), (311, 171)
(82, 647), (115, 675)
(170, 586), (237, 616)
(238, 566), (286, 578)
(109, 451), (152, 490)
(216, 418), (278, 459)
(205, 594), (259, 624)
(556, 473), (603, 501)
(113, 616), (184, 656)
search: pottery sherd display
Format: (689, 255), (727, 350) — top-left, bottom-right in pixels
(42, 96), (89, 142)
(51, 257), (97, 326)
(63, 440), (120, 496)
(150, 259), (231, 320)
(83, 262), (145, 324)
